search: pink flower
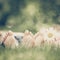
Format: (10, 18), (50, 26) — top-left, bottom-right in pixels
(22, 30), (35, 48)
(34, 32), (44, 47)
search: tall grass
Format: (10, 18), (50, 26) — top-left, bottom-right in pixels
(0, 45), (60, 60)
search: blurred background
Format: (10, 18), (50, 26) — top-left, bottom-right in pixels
(0, 0), (60, 33)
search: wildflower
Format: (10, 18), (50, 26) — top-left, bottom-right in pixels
(43, 27), (57, 41)
(0, 31), (7, 45)
(3, 30), (19, 48)
(22, 30), (35, 48)
(34, 32), (44, 47)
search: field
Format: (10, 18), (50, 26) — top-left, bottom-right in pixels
(0, 45), (60, 60)
(0, 0), (60, 60)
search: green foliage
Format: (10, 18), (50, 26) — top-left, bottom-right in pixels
(0, 0), (60, 32)
(0, 45), (60, 60)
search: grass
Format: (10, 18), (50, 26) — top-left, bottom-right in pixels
(0, 23), (60, 60)
(0, 45), (60, 60)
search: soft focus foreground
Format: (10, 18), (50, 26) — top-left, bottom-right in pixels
(0, 45), (60, 60)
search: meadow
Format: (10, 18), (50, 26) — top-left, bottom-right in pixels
(0, 45), (60, 60)
(0, 0), (60, 60)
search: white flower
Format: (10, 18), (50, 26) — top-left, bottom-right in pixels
(43, 27), (56, 40)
